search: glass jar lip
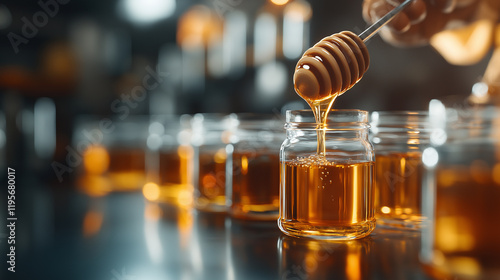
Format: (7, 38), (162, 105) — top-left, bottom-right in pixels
(370, 110), (431, 129)
(227, 113), (284, 131)
(285, 109), (369, 130)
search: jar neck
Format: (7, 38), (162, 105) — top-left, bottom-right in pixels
(285, 109), (370, 132)
(429, 104), (500, 145)
(370, 111), (432, 147)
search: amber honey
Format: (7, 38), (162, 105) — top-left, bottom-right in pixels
(423, 162), (500, 279)
(80, 145), (146, 193)
(279, 156), (375, 239)
(107, 148), (146, 191)
(231, 151), (280, 220)
(374, 151), (424, 228)
(195, 148), (227, 211)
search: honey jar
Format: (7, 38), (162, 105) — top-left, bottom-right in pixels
(226, 114), (284, 220)
(279, 109), (375, 240)
(370, 111), (431, 229)
(421, 103), (500, 280)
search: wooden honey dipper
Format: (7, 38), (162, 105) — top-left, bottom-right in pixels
(294, 0), (414, 107)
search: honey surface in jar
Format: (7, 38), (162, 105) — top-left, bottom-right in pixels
(280, 155), (375, 239)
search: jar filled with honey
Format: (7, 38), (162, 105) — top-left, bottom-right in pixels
(279, 109), (375, 240)
(370, 111), (431, 229)
(226, 114), (284, 220)
(421, 103), (500, 280)
(75, 116), (149, 195)
(191, 114), (231, 212)
(144, 115), (194, 208)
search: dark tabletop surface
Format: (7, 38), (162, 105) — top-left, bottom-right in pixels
(0, 176), (434, 280)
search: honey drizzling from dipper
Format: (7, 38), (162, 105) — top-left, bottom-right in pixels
(292, 0), (413, 155)
(293, 31), (369, 155)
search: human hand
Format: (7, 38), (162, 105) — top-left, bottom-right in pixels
(362, 0), (481, 46)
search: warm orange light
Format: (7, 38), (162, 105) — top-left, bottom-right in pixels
(284, 0), (312, 21)
(270, 0), (289, 5)
(177, 189), (193, 208)
(493, 163), (500, 185)
(436, 217), (475, 252)
(202, 174), (217, 189)
(143, 182), (161, 201)
(241, 155), (248, 175)
(346, 249), (361, 280)
(177, 145), (194, 185)
(177, 5), (222, 48)
(77, 175), (112, 197)
(430, 19), (494, 65)
(83, 211), (103, 237)
(178, 144), (194, 159)
(214, 148), (226, 163)
(83, 145), (110, 175)
(144, 203), (162, 221)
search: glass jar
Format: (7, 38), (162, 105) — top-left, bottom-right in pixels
(191, 114), (231, 212)
(144, 114), (194, 208)
(226, 113), (284, 220)
(74, 116), (148, 196)
(370, 111), (431, 229)
(421, 103), (500, 280)
(279, 109), (375, 240)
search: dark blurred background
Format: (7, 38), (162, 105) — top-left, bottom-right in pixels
(0, 2), (492, 279)
(0, 0), (490, 177)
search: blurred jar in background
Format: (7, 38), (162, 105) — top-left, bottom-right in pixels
(191, 114), (231, 212)
(226, 114), (284, 221)
(421, 102), (500, 280)
(144, 115), (194, 208)
(74, 116), (148, 196)
(370, 111), (431, 229)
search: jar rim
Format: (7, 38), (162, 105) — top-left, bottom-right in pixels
(285, 109), (369, 130)
(227, 113), (284, 131)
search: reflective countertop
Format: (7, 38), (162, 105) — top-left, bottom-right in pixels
(1, 177), (433, 280)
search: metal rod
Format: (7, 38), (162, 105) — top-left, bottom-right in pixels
(359, 0), (413, 42)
